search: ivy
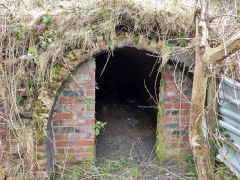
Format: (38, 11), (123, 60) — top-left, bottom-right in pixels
(94, 121), (107, 136)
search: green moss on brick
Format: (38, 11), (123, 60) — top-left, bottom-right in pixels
(155, 70), (169, 162)
(37, 153), (45, 160)
(155, 108), (169, 162)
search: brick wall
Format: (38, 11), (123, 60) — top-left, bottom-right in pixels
(159, 65), (192, 158)
(53, 59), (96, 166)
(52, 59), (192, 166)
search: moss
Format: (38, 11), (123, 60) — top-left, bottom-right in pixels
(37, 135), (45, 146)
(155, 109), (169, 162)
(155, 70), (169, 162)
(37, 153), (45, 160)
(48, 82), (60, 90)
(89, 146), (95, 153)
(34, 100), (42, 108)
(33, 116), (46, 146)
(160, 75), (164, 88)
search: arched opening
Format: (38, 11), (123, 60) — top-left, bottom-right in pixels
(95, 47), (160, 162)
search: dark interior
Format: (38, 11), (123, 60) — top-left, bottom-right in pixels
(95, 47), (160, 162)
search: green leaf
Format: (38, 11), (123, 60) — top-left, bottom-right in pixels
(38, 36), (44, 41)
(44, 30), (49, 34)
(120, 156), (126, 164)
(29, 84), (33, 97)
(13, 28), (19, 35)
(95, 128), (100, 136)
(27, 53), (33, 58)
(28, 46), (37, 53)
(41, 41), (47, 47)
(59, 5), (64, 9)
(47, 9), (52, 12)
(136, 36), (140, 45)
(224, 134), (230, 139)
(179, 39), (186, 46)
(92, 25), (97, 29)
(43, 16), (51, 23)
(48, 38), (53, 43)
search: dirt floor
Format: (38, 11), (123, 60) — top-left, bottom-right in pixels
(94, 98), (197, 180)
(96, 97), (156, 163)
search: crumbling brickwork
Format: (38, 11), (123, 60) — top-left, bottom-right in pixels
(53, 59), (95, 165)
(158, 65), (192, 158)
(52, 60), (192, 165)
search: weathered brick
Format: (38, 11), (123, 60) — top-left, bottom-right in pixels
(55, 134), (65, 141)
(56, 141), (75, 147)
(75, 98), (85, 104)
(65, 147), (84, 153)
(172, 110), (179, 115)
(163, 129), (172, 136)
(75, 139), (94, 146)
(53, 120), (64, 126)
(56, 148), (65, 154)
(64, 120), (85, 126)
(174, 103), (190, 109)
(169, 143), (187, 148)
(86, 119), (94, 125)
(163, 117), (172, 122)
(60, 98), (74, 104)
(70, 105), (85, 112)
(63, 90), (84, 97)
(164, 110), (171, 116)
(169, 96), (180, 103)
(183, 135), (189, 142)
(76, 73), (91, 81)
(163, 74), (174, 81)
(86, 90), (95, 97)
(164, 67), (173, 73)
(86, 132), (95, 139)
(165, 123), (179, 128)
(183, 110), (190, 115)
(165, 103), (173, 109)
(84, 146), (95, 153)
(54, 113), (74, 120)
(54, 127), (75, 134)
(165, 82), (177, 88)
(172, 129), (188, 136)
(83, 111), (95, 118)
(65, 133), (88, 140)
(165, 89), (174, 97)
(76, 112), (83, 118)
(86, 104), (95, 111)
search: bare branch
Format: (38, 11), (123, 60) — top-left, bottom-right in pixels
(208, 32), (240, 64)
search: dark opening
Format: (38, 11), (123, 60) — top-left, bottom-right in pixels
(95, 47), (160, 163)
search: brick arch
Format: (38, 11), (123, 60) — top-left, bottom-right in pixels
(33, 34), (192, 174)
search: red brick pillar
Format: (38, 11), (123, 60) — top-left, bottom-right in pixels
(53, 59), (95, 167)
(156, 65), (192, 160)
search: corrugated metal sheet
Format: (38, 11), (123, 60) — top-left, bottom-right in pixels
(217, 77), (240, 178)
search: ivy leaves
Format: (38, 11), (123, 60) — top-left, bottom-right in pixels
(43, 15), (51, 23)
(95, 121), (107, 136)
(20, 29), (57, 61)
